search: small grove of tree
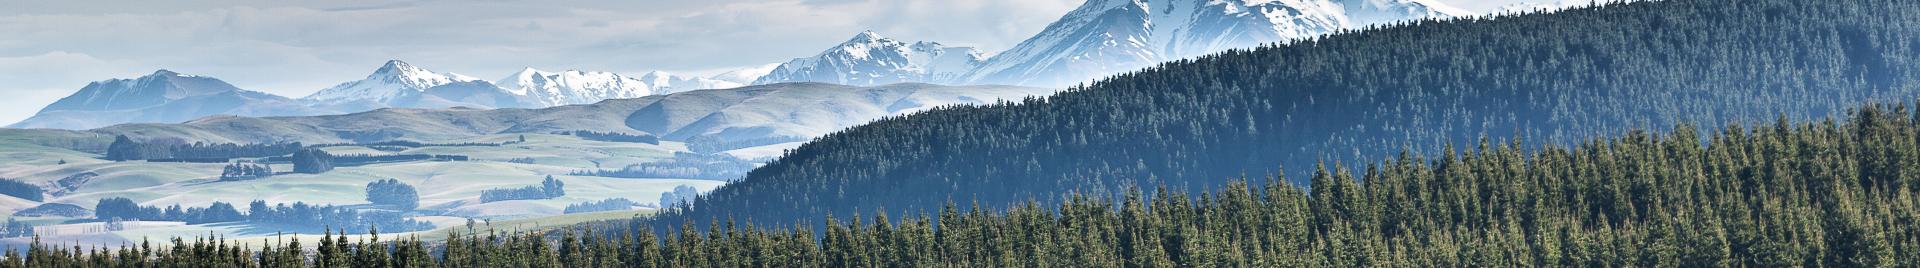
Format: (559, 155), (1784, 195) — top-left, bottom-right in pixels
(218, 163), (272, 181)
(364, 179), (419, 210)
(479, 176), (565, 203)
(657, 185), (699, 208)
(103, 135), (301, 161)
(290, 149), (334, 174)
(0, 178), (43, 202)
(561, 198), (634, 214)
(505, 157), (537, 164)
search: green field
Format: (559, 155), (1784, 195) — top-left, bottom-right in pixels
(0, 133), (726, 248)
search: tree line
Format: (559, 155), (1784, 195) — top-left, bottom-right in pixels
(103, 136), (301, 161)
(91, 197), (432, 232)
(564, 198), (636, 214)
(93, 198), (245, 225)
(555, 131), (660, 144)
(280, 149), (470, 174)
(0, 178), (42, 202)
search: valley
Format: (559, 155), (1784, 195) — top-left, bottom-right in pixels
(0, 82), (1054, 249)
(0, 132), (721, 248)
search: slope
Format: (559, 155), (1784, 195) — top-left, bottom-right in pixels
(656, 0), (1920, 227)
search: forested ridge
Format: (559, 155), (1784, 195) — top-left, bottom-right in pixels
(656, 0), (1920, 228)
(8, 103), (1920, 266)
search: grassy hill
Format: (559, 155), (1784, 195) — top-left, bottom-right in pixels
(82, 83), (1052, 145)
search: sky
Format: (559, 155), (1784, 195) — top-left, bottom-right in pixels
(0, 0), (1531, 125)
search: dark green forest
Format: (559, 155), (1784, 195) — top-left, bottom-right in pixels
(658, 0), (1920, 228)
(10, 102), (1920, 266)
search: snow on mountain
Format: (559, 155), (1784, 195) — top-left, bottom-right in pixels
(640, 71), (745, 95)
(496, 68), (656, 106)
(10, 70), (322, 129)
(961, 0), (1465, 87)
(710, 63), (781, 85)
(1338, 0), (1470, 26)
(303, 60), (484, 104)
(752, 31), (986, 86)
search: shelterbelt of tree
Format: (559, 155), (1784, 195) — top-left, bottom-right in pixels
(11, 102), (1920, 267)
(653, 0), (1920, 228)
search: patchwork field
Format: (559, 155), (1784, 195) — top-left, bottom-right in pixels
(0, 133), (725, 248)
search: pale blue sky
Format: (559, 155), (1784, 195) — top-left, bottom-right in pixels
(0, 0), (1532, 125)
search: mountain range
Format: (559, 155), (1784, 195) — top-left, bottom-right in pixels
(86, 83), (1053, 147)
(11, 0), (1465, 130)
(9, 61), (766, 130)
(755, 0), (1465, 87)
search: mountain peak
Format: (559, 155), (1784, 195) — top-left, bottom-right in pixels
(846, 30), (889, 43)
(305, 60), (482, 103)
(372, 60), (429, 77)
(380, 59), (411, 69)
(150, 69), (181, 77)
(755, 30), (983, 86)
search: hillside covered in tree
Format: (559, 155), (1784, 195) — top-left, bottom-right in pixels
(11, 102), (1920, 267)
(659, 0), (1920, 227)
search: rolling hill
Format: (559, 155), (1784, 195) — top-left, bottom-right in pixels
(85, 83), (1054, 145)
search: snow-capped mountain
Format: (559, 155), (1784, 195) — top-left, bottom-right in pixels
(753, 31), (986, 86)
(497, 68), (657, 106)
(961, 0), (1465, 87)
(304, 60), (484, 104)
(10, 70), (321, 129)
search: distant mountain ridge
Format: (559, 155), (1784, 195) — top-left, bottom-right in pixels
(86, 83), (1055, 146)
(9, 70), (324, 130)
(12, 61), (765, 130)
